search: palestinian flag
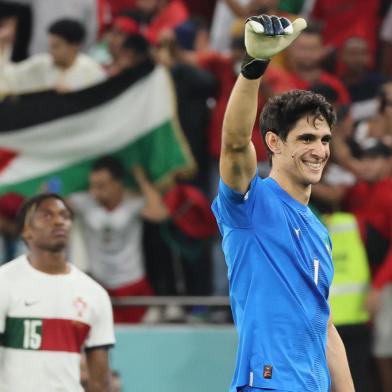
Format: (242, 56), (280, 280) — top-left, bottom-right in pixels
(0, 60), (195, 197)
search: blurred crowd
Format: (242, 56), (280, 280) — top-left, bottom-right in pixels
(0, 0), (392, 390)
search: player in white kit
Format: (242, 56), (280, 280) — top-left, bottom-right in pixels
(0, 193), (115, 392)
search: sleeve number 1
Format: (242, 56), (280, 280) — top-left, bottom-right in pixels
(313, 258), (319, 286)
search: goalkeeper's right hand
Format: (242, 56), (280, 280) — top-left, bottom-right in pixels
(241, 14), (307, 80)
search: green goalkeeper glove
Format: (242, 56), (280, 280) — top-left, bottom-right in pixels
(241, 14), (307, 80)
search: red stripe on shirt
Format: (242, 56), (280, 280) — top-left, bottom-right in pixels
(41, 319), (90, 353)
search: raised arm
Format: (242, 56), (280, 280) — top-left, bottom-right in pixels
(0, 55), (45, 94)
(220, 15), (307, 194)
(220, 73), (260, 193)
(131, 166), (170, 222)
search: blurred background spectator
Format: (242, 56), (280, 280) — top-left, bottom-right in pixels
(3, 0), (98, 55)
(68, 157), (168, 323)
(0, 192), (24, 264)
(354, 81), (392, 151)
(339, 37), (386, 123)
(380, 3), (392, 78)
(0, 2), (30, 62)
(210, 0), (297, 54)
(122, 0), (189, 44)
(0, 18), (105, 93)
(265, 23), (350, 104)
(310, 0), (380, 69)
(107, 31), (151, 76)
(156, 18), (215, 192)
(88, 13), (140, 69)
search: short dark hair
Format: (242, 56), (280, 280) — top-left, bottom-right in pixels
(91, 156), (126, 181)
(48, 18), (85, 45)
(17, 193), (73, 235)
(309, 83), (339, 105)
(260, 89), (336, 160)
(173, 16), (208, 51)
(0, 3), (23, 18)
(122, 33), (150, 55)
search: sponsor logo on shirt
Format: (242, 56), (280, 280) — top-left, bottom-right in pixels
(24, 299), (40, 307)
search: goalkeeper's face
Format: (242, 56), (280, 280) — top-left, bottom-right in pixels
(276, 116), (331, 186)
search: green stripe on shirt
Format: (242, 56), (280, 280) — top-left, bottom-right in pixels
(2, 317), (90, 352)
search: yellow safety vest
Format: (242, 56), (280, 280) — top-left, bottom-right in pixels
(324, 213), (370, 326)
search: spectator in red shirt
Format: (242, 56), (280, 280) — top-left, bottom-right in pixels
(339, 37), (386, 103)
(283, 24), (350, 105)
(0, 193), (25, 264)
(311, 0), (380, 66)
(352, 81), (392, 152)
(183, 0), (216, 24)
(262, 24), (350, 107)
(380, 3), (392, 78)
(103, 0), (136, 18)
(124, 0), (189, 44)
(105, 15), (140, 75)
(338, 37), (386, 123)
(156, 20), (216, 192)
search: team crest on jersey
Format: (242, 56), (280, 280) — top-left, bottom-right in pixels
(73, 297), (87, 317)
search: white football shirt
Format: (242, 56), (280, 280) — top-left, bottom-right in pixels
(0, 255), (115, 392)
(70, 192), (145, 288)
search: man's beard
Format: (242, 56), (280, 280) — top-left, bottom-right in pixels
(39, 241), (67, 253)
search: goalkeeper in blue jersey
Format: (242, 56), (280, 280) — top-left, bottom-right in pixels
(212, 15), (354, 392)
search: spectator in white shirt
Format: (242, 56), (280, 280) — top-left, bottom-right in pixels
(0, 18), (106, 94)
(68, 156), (169, 323)
(4, 0), (97, 55)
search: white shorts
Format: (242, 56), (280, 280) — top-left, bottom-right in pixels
(373, 284), (392, 357)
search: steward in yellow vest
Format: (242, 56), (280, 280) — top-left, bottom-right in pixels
(325, 212), (370, 326)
